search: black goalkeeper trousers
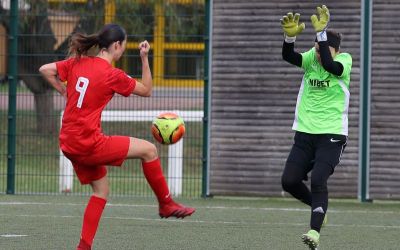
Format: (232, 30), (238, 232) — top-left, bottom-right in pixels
(281, 131), (347, 231)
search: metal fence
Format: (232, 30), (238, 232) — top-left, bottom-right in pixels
(0, 0), (207, 197)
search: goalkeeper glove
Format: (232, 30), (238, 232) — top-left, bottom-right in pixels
(280, 12), (305, 41)
(311, 5), (330, 41)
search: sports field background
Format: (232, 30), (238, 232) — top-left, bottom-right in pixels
(0, 195), (399, 250)
(1, 1), (400, 249)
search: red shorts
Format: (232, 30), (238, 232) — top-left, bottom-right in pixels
(62, 136), (130, 185)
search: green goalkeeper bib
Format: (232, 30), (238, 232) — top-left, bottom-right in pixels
(293, 48), (352, 135)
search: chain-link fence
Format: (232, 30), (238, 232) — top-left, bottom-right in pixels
(0, 0), (207, 197)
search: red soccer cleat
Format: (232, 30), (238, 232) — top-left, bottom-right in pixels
(159, 200), (195, 219)
(76, 239), (91, 250)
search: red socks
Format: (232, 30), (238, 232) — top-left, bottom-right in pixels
(80, 195), (107, 247)
(78, 159), (169, 247)
(142, 158), (172, 204)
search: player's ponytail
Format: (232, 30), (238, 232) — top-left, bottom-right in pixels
(69, 24), (126, 58)
(69, 33), (99, 58)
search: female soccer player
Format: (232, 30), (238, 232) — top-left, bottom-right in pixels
(39, 24), (195, 250)
(279, 6), (352, 249)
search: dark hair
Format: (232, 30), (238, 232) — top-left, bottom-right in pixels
(315, 29), (342, 52)
(69, 24), (127, 58)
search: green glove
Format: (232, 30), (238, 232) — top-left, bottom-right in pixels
(311, 5), (330, 32)
(280, 12), (305, 37)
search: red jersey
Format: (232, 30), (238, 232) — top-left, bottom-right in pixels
(56, 57), (136, 155)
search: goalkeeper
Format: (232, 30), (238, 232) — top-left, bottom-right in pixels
(279, 5), (352, 250)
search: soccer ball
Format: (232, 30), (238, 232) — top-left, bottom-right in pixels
(151, 112), (185, 145)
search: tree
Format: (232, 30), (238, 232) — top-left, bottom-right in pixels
(18, 0), (58, 133)
(1, 0), (204, 133)
(1, 0), (103, 134)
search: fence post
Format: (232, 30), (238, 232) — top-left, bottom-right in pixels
(6, 0), (19, 194)
(167, 140), (183, 196)
(359, 0), (373, 202)
(202, 0), (212, 197)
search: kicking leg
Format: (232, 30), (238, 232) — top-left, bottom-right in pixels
(126, 137), (195, 218)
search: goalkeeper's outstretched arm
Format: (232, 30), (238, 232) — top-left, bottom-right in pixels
(280, 12), (304, 67)
(282, 41), (302, 67)
(318, 41), (343, 76)
(311, 5), (344, 76)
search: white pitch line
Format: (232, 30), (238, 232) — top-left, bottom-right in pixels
(0, 234), (28, 238)
(0, 213), (399, 229)
(0, 201), (399, 215)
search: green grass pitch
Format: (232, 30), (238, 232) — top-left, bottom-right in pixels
(0, 195), (399, 250)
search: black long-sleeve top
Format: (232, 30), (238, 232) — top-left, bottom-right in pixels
(282, 41), (344, 76)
